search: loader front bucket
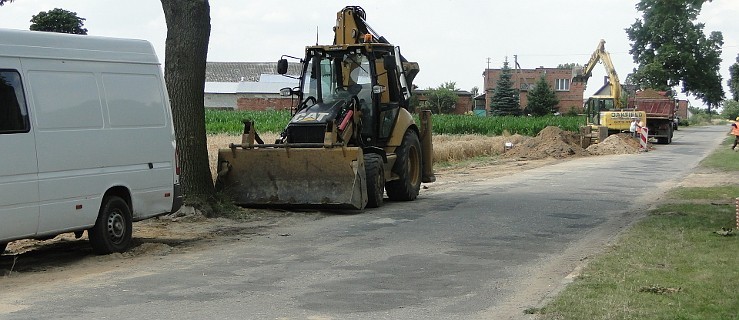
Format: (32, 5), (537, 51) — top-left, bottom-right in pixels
(216, 146), (368, 210)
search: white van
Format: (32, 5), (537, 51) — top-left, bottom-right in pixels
(0, 29), (182, 255)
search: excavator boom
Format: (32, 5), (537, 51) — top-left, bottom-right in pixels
(572, 39), (621, 108)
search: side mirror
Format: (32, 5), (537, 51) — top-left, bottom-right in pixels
(277, 59), (288, 75)
(383, 57), (397, 71)
(280, 87), (300, 97)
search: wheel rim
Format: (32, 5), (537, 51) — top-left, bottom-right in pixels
(106, 208), (127, 245)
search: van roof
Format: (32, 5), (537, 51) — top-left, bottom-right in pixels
(0, 28), (160, 65)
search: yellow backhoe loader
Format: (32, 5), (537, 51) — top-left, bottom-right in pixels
(215, 6), (435, 210)
(573, 39), (646, 146)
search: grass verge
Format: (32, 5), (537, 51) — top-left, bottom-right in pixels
(536, 138), (739, 320)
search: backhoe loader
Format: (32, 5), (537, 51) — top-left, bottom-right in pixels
(215, 6), (435, 210)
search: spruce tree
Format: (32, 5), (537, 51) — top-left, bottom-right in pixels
(489, 58), (521, 116)
(525, 74), (559, 116)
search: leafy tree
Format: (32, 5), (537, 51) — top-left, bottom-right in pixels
(557, 63), (581, 69)
(525, 74), (559, 116)
(30, 8), (88, 34)
(161, 0), (215, 202)
(728, 54), (739, 101)
(470, 86), (479, 97)
(626, 0), (724, 110)
(424, 83), (458, 114)
(407, 93), (420, 113)
(721, 100), (739, 120)
(489, 58), (521, 116)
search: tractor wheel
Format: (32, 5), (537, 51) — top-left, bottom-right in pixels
(386, 130), (422, 201)
(364, 153), (385, 208)
(88, 196), (132, 254)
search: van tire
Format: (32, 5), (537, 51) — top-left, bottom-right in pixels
(386, 130), (422, 201)
(0, 242), (7, 255)
(364, 153), (385, 208)
(89, 196), (132, 255)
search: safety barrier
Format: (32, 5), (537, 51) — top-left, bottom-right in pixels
(638, 126), (649, 151)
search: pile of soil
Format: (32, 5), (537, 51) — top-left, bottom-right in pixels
(586, 133), (643, 155)
(503, 126), (589, 159)
(503, 127), (644, 160)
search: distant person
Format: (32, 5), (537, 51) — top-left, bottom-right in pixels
(629, 117), (639, 138)
(731, 117), (739, 151)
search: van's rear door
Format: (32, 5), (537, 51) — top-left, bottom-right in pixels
(0, 61), (40, 241)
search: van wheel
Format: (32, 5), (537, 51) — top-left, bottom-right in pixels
(0, 242), (7, 255)
(386, 130), (422, 201)
(364, 153), (385, 208)
(89, 196), (132, 255)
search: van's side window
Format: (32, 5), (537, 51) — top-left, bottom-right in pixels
(0, 70), (29, 133)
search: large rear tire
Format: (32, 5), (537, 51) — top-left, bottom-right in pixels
(88, 196), (132, 255)
(386, 130), (422, 201)
(364, 153), (385, 208)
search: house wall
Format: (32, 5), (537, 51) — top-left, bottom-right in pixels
(414, 92), (473, 114)
(236, 95), (293, 111)
(204, 93), (293, 111)
(676, 100), (688, 120)
(483, 67), (585, 114)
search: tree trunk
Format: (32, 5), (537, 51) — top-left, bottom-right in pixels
(160, 0), (214, 197)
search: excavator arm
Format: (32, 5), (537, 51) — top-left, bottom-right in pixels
(333, 6), (418, 99)
(573, 39), (622, 109)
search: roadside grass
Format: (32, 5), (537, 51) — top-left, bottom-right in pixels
(536, 141), (739, 320)
(699, 136), (739, 171)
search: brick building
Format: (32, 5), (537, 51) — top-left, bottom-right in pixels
(676, 100), (689, 121)
(482, 67), (586, 114)
(413, 89), (474, 114)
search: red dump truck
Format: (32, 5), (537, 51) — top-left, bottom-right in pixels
(628, 91), (677, 144)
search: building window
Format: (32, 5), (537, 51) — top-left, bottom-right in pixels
(555, 78), (570, 91)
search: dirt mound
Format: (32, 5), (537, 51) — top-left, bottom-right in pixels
(504, 126), (588, 159)
(586, 133), (642, 155)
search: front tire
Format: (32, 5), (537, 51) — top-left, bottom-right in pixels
(364, 153), (385, 208)
(386, 130), (422, 201)
(88, 196), (132, 254)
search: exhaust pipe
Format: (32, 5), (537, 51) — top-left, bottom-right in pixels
(419, 110), (435, 183)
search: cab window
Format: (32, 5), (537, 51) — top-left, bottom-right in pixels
(0, 70), (29, 134)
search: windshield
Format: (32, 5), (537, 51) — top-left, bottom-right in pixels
(302, 52), (372, 105)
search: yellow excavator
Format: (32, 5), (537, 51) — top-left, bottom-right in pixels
(215, 6), (435, 210)
(573, 39), (646, 145)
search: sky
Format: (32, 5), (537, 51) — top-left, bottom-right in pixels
(1, 0), (738, 109)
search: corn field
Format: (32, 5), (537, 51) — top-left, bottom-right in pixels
(205, 109), (585, 136)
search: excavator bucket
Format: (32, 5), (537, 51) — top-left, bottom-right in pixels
(216, 146), (368, 210)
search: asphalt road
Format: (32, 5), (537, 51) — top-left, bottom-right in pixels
(0, 125), (728, 320)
